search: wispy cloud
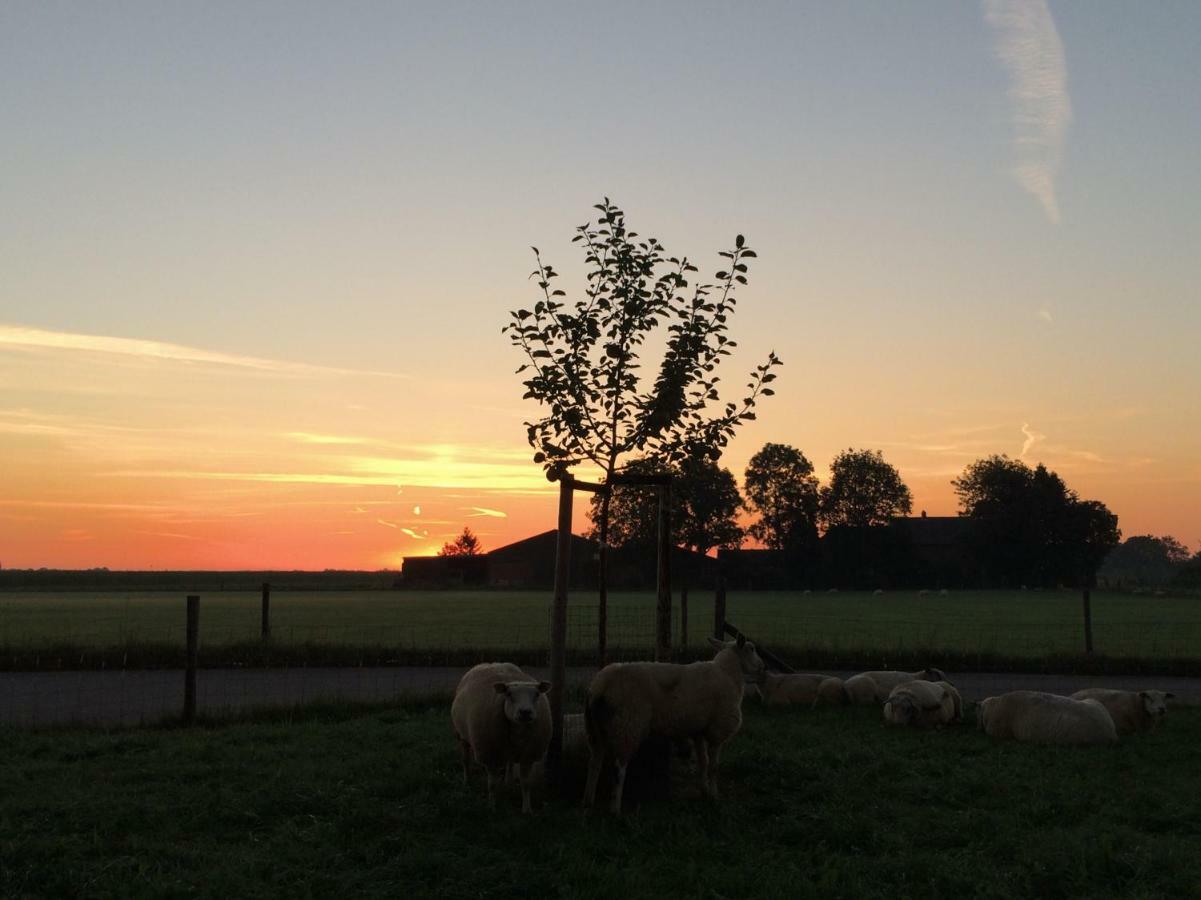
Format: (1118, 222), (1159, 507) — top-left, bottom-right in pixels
(984, 0), (1071, 223)
(464, 506), (508, 519)
(400, 527), (427, 540)
(376, 518), (398, 529)
(1036, 307), (1054, 323)
(0, 324), (407, 379)
(285, 432), (371, 445)
(1020, 421), (1046, 458)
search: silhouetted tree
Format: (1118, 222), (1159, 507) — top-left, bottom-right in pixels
(1099, 535), (1191, 588)
(952, 455), (1120, 587)
(439, 527), (482, 557)
(743, 442), (819, 555)
(818, 448), (913, 530)
(504, 199), (780, 635)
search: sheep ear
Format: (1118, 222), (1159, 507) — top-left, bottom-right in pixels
(1139, 691), (1150, 700)
(493, 683), (508, 695)
(1166, 692), (1176, 699)
(537, 681), (551, 694)
(736, 633), (746, 648)
(707, 636), (726, 650)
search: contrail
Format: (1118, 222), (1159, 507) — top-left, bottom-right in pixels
(1020, 422), (1046, 458)
(984, 0), (1071, 223)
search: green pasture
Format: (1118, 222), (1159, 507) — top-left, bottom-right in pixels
(1, 702), (1198, 899)
(0, 589), (1198, 665)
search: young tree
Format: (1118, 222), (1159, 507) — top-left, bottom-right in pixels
(818, 448), (913, 530)
(742, 442), (820, 552)
(439, 526), (483, 557)
(504, 199), (781, 632)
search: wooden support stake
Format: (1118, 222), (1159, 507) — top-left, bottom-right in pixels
(680, 586), (688, 652)
(184, 595), (199, 724)
(722, 621), (795, 674)
(714, 574), (727, 641)
(655, 482), (672, 661)
(546, 476), (574, 777)
(1082, 586), (1094, 654)
(260, 582), (271, 641)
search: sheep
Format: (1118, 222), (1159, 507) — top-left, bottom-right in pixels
(1069, 688), (1175, 735)
(450, 662), (551, 813)
(758, 672), (847, 707)
(843, 667), (947, 705)
(583, 634), (765, 814)
(976, 691), (1117, 746)
(883, 680), (957, 728)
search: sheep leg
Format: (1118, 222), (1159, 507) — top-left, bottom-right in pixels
(457, 739), (471, 786)
(610, 759), (628, 816)
(518, 762), (534, 814)
(583, 747), (607, 810)
(485, 767), (502, 810)
(693, 738), (710, 796)
(706, 743), (722, 799)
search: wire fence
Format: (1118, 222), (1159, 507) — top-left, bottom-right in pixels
(1, 587), (1198, 727)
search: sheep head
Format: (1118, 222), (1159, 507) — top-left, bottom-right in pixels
(494, 680), (550, 725)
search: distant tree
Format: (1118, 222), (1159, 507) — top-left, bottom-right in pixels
(586, 456), (743, 557)
(504, 199), (781, 641)
(439, 527), (483, 557)
(818, 448), (913, 530)
(952, 455), (1120, 587)
(1099, 535), (1191, 587)
(743, 443), (819, 553)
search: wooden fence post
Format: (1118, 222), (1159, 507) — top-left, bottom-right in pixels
(655, 482), (672, 661)
(680, 585), (688, 652)
(261, 582), (271, 641)
(1082, 586), (1094, 654)
(714, 574), (727, 640)
(546, 476), (574, 778)
(184, 595), (199, 724)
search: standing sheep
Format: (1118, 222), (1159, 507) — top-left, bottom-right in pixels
(844, 667), (947, 705)
(758, 673), (847, 707)
(1070, 689), (1174, 735)
(977, 691), (1117, 746)
(583, 635), (765, 815)
(883, 680), (956, 728)
(450, 662), (551, 813)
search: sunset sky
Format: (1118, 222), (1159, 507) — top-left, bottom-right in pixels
(2, 2), (1198, 569)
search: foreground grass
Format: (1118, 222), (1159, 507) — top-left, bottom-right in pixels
(2, 589), (1200, 670)
(1, 704), (1198, 899)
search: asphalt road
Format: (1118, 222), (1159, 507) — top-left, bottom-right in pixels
(0, 667), (1196, 728)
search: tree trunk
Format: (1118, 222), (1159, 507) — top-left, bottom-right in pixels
(597, 484), (612, 669)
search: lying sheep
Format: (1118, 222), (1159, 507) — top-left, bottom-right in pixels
(450, 662), (551, 813)
(977, 691), (1117, 746)
(758, 672), (847, 707)
(844, 667), (947, 705)
(883, 680), (957, 728)
(583, 635), (765, 815)
(1070, 688), (1174, 735)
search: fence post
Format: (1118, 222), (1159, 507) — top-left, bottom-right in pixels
(714, 573), (727, 641)
(655, 482), (672, 661)
(680, 585), (688, 653)
(184, 595), (199, 724)
(1082, 586), (1094, 654)
(261, 582), (271, 641)
(546, 476), (574, 779)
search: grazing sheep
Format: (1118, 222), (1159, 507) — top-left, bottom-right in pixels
(938, 680), (964, 722)
(758, 672), (847, 707)
(844, 668), (947, 705)
(450, 662), (551, 813)
(873, 589), (884, 596)
(977, 691), (1117, 746)
(883, 680), (956, 728)
(1070, 689), (1174, 735)
(583, 635), (765, 814)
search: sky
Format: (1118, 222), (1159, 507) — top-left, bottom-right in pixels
(2, 1), (1199, 569)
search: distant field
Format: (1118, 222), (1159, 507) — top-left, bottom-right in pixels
(1, 589), (1198, 666)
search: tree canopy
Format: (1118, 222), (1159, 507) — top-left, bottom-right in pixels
(743, 442), (820, 553)
(818, 448), (913, 530)
(438, 527), (482, 557)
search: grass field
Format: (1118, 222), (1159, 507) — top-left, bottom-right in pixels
(1, 701), (1197, 899)
(1, 589), (1199, 670)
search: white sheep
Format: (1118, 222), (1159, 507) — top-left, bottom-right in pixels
(583, 635), (765, 814)
(758, 672), (847, 707)
(976, 691), (1117, 746)
(883, 680), (956, 728)
(1069, 688), (1174, 735)
(844, 667), (947, 705)
(450, 662), (551, 813)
